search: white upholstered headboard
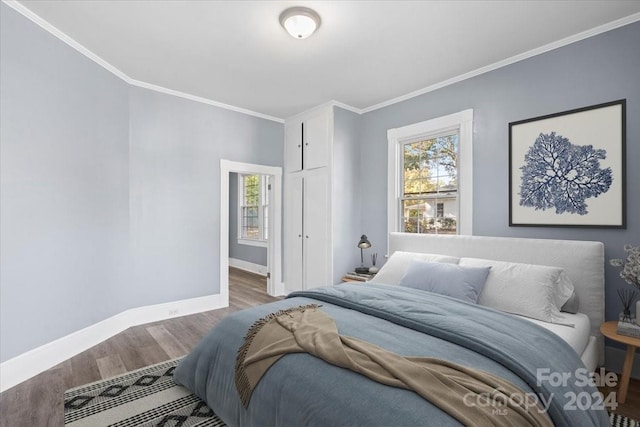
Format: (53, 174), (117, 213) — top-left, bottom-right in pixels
(388, 232), (605, 365)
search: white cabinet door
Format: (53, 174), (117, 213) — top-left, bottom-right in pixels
(284, 120), (303, 173)
(284, 175), (304, 291)
(303, 173), (331, 289)
(303, 113), (330, 170)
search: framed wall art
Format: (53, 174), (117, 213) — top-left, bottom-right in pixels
(509, 99), (626, 228)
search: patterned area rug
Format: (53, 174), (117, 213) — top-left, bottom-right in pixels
(612, 413), (639, 427)
(65, 358), (637, 426)
(64, 358), (225, 427)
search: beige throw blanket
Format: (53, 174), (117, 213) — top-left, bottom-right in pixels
(235, 305), (552, 427)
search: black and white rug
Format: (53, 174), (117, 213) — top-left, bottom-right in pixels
(64, 358), (225, 426)
(65, 358), (638, 426)
(612, 413), (639, 427)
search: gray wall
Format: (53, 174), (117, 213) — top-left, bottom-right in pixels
(332, 107), (363, 283)
(359, 22), (640, 323)
(1, 4), (130, 362)
(128, 87), (282, 301)
(0, 4), (283, 363)
(228, 172), (268, 266)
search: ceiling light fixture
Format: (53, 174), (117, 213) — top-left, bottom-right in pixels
(279, 7), (321, 39)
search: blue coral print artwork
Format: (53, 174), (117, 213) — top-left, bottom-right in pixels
(519, 132), (612, 215)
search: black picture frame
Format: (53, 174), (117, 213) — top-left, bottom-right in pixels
(509, 99), (626, 228)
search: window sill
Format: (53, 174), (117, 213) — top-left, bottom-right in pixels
(237, 238), (268, 248)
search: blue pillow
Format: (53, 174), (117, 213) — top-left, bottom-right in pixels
(399, 261), (491, 304)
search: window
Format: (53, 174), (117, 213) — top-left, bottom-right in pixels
(388, 110), (473, 241)
(401, 133), (458, 234)
(239, 174), (269, 245)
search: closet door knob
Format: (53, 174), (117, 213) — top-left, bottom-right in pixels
(298, 234), (302, 237)
(297, 144), (301, 148)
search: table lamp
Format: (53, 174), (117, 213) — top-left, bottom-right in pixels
(356, 235), (371, 274)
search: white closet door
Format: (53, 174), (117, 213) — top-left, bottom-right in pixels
(284, 175), (304, 291)
(303, 113), (329, 170)
(303, 173), (331, 289)
(284, 120), (303, 173)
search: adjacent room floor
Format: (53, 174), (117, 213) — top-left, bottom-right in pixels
(0, 267), (277, 427)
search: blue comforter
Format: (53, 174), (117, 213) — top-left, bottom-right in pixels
(174, 283), (609, 426)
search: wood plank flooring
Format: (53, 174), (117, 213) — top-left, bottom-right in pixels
(599, 370), (640, 420)
(2, 269), (639, 424)
(0, 267), (277, 427)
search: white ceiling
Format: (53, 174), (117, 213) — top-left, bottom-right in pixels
(14, 0), (640, 120)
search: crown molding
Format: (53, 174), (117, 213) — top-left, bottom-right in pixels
(283, 99), (364, 122)
(3, 0), (130, 82)
(330, 100), (363, 115)
(2, 0), (284, 123)
(129, 79), (284, 123)
(361, 12), (640, 113)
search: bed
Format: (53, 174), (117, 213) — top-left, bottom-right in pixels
(174, 233), (608, 426)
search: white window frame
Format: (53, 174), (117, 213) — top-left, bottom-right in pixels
(237, 174), (269, 248)
(387, 109), (473, 251)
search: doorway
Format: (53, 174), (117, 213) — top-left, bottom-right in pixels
(219, 160), (283, 307)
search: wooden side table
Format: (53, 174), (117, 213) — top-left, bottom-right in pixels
(600, 320), (640, 404)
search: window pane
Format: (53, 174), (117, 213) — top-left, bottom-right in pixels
(435, 135), (458, 176)
(402, 216), (419, 233)
(401, 132), (458, 235)
(241, 205), (259, 239)
(438, 174), (457, 192)
(438, 217), (457, 234)
(420, 217), (438, 235)
(243, 175), (259, 206)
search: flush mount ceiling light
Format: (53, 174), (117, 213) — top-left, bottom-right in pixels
(279, 7), (321, 39)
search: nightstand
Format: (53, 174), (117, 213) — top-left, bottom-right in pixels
(600, 321), (640, 404)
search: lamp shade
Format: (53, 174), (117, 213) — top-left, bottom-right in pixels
(358, 235), (371, 249)
(279, 7), (321, 39)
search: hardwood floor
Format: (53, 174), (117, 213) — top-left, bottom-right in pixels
(0, 267), (278, 427)
(599, 371), (640, 421)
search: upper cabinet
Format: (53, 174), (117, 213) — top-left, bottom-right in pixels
(284, 108), (331, 173)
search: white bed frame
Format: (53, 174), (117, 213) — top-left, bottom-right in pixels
(389, 232), (605, 367)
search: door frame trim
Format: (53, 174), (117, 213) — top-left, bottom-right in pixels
(220, 160), (284, 304)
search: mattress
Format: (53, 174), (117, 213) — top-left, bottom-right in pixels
(517, 312), (591, 356)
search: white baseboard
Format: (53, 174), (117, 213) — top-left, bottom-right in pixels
(0, 293), (226, 393)
(605, 345), (640, 380)
(229, 257), (267, 276)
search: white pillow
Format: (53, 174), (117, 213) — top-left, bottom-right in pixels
(555, 271), (576, 309)
(369, 251), (459, 286)
(459, 257), (573, 325)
